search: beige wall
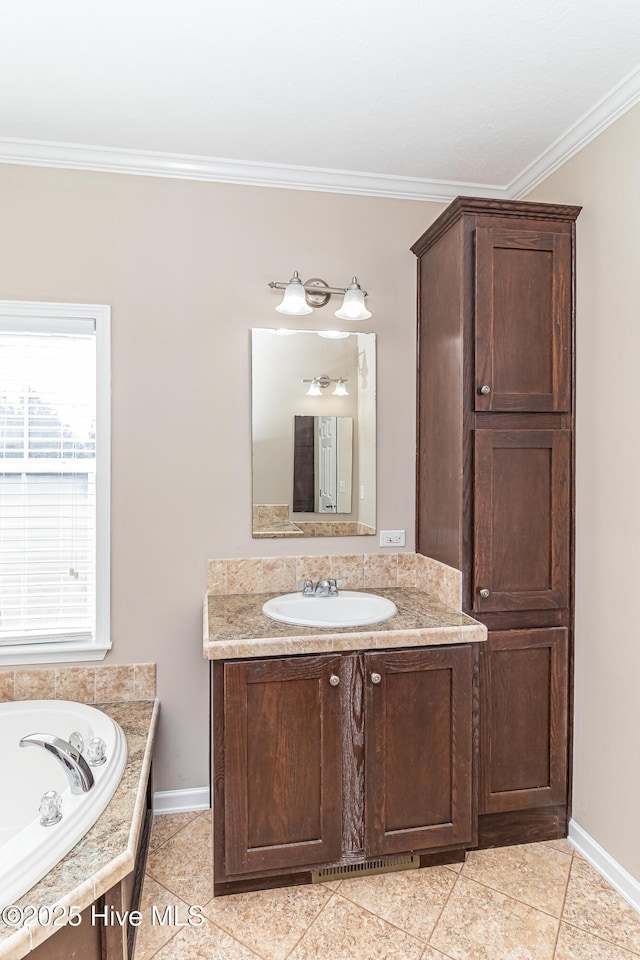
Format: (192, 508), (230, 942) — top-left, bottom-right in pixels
(528, 103), (640, 880)
(0, 162), (442, 791)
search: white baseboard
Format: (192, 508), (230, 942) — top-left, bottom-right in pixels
(569, 819), (640, 914)
(152, 786), (210, 815)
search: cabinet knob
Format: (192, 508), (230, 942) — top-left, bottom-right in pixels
(370, 672), (382, 685)
(479, 588), (490, 599)
(479, 384), (491, 395)
(329, 674), (340, 686)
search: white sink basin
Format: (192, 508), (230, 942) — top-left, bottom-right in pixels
(262, 591), (397, 628)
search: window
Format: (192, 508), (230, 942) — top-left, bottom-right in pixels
(0, 302), (110, 664)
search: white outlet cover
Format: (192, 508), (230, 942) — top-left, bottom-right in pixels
(379, 530), (406, 547)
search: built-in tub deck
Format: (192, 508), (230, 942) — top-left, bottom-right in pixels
(0, 699), (159, 960)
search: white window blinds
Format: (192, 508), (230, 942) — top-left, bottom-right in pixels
(0, 324), (98, 645)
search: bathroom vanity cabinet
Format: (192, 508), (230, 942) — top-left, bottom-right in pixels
(212, 643), (476, 894)
(412, 197), (580, 848)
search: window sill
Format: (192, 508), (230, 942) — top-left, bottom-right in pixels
(0, 640), (112, 666)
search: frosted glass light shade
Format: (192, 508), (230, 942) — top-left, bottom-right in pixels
(333, 378), (349, 396)
(317, 330), (350, 339)
(306, 379), (322, 396)
(276, 279), (313, 316)
(335, 278), (372, 321)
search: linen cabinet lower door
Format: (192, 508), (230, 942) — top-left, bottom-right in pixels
(479, 628), (569, 815)
(223, 655), (343, 875)
(364, 646), (473, 857)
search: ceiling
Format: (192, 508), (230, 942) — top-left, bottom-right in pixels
(1, 0), (640, 200)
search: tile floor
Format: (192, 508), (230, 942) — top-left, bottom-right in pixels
(134, 811), (640, 960)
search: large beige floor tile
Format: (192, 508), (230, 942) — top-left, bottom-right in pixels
(461, 842), (572, 916)
(337, 864), (456, 940)
(146, 813), (213, 905)
(545, 838), (574, 857)
(431, 875), (558, 960)
(562, 856), (640, 954)
(133, 875), (192, 960)
(149, 812), (200, 852)
(555, 922), (640, 959)
(203, 884), (332, 960)
(287, 893), (425, 960)
(152, 914), (262, 959)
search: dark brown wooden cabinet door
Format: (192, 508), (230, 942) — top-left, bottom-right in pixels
(473, 429), (570, 613)
(224, 655), (343, 875)
(475, 227), (571, 412)
(479, 628), (568, 813)
(293, 415), (314, 512)
(364, 646), (473, 856)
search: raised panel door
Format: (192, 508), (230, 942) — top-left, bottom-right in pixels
(473, 429), (570, 613)
(475, 227), (571, 412)
(479, 628), (569, 813)
(364, 646), (473, 856)
(224, 655), (343, 875)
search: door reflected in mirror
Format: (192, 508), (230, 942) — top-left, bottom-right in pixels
(294, 415), (353, 513)
(251, 329), (376, 538)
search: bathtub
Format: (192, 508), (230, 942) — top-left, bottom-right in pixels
(0, 699), (127, 909)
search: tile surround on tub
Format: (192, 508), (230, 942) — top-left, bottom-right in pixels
(0, 662), (157, 704)
(206, 553), (462, 611)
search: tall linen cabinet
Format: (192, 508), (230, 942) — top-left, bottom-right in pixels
(412, 197), (581, 847)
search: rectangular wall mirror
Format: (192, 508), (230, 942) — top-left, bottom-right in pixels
(251, 329), (376, 538)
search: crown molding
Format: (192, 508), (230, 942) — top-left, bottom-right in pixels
(1, 64), (639, 202)
(509, 64), (640, 199)
(0, 136), (507, 202)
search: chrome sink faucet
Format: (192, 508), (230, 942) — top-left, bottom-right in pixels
(299, 578), (341, 597)
(20, 733), (95, 794)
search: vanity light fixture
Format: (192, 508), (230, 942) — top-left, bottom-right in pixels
(317, 330), (350, 340)
(306, 378), (323, 397)
(334, 279), (372, 321)
(270, 272), (371, 320)
(303, 374), (349, 397)
(332, 378), (349, 396)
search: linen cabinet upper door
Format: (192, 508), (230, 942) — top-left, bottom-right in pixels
(475, 227), (572, 411)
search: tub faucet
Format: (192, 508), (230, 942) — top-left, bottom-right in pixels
(20, 734), (95, 795)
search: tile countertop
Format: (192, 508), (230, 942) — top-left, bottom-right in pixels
(204, 587), (487, 660)
(0, 699), (159, 960)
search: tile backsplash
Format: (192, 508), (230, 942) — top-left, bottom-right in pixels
(207, 553), (462, 610)
(0, 662), (156, 704)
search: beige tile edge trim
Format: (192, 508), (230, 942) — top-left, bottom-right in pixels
(207, 552), (462, 611)
(126, 699), (161, 853)
(0, 663), (157, 705)
(205, 624), (485, 660)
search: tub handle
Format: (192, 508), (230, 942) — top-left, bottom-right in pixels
(88, 737), (107, 767)
(69, 731), (84, 754)
(39, 790), (62, 827)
